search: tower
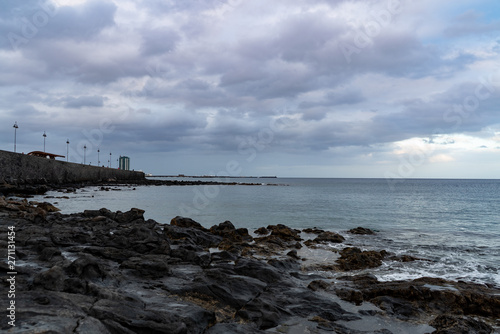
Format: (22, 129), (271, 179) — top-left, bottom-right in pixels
(119, 156), (130, 171)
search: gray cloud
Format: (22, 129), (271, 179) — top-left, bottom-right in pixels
(47, 95), (106, 109)
(445, 10), (500, 38)
(1, 0), (499, 176)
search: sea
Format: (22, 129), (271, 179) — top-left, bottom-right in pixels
(34, 177), (500, 288)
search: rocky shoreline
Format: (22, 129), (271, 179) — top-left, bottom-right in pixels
(0, 178), (272, 197)
(1, 198), (499, 333)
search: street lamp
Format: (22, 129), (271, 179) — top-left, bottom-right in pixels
(109, 152), (112, 168)
(13, 122), (18, 153)
(84, 145), (87, 165)
(43, 131), (47, 152)
(66, 139), (69, 162)
(98, 148), (100, 166)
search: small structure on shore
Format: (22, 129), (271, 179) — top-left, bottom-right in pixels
(27, 151), (65, 160)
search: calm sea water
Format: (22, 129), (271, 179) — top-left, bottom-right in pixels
(36, 178), (500, 287)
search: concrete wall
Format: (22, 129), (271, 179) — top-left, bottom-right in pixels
(0, 149), (144, 185)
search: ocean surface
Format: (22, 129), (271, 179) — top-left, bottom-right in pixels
(34, 178), (500, 288)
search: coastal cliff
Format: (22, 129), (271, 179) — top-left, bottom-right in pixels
(0, 150), (144, 186)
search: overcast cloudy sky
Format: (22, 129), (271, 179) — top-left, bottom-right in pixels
(1, 0), (500, 178)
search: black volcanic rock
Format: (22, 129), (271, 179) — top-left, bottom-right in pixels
(336, 247), (388, 271)
(1, 197), (499, 334)
(348, 227), (376, 235)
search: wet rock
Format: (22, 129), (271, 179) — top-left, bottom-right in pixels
(38, 247), (62, 261)
(348, 226), (376, 235)
(336, 247), (388, 271)
(33, 266), (67, 291)
(171, 216), (207, 231)
(338, 276), (500, 326)
(307, 280), (331, 291)
(335, 288), (364, 306)
(210, 250), (238, 263)
(314, 231), (345, 244)
(90, 298), (215, 334)
(75, 316), (112, 334)
(37, 202), (61, 212)
(3, 198), (499, 334)
(267, 224), (302, 241)
(286, 249), (300, 259)
(114, 208), (145, 224)
(210, 220), (253, 244)
(82, 246), (139, 262)
(254, 227), (269, 235)
(371, 295), (424, 320)
(234, 258), (282, 283)
(267, 258), (300, 271)
(66, 254), (107, 280)
(120, 254), (172, 278)
(430, 315), (493, 334)
(302, 227), (325, 234)
(164, 224), (222, 248)
(205, 323), (262, 334)
(170, 247), (211, 267)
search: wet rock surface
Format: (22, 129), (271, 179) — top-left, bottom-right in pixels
(1, 197), (499, 334)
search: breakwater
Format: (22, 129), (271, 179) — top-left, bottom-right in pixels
(0, 149), (144, 185)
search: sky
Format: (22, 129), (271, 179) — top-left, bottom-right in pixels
(1, 0), (500, 178)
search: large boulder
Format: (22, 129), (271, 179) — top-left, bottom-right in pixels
(336, 247), (388, 271)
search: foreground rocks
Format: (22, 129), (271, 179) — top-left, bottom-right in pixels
(0, 197), (499, 333)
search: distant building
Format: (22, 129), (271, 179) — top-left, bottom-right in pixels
(119, 156), (130, 171)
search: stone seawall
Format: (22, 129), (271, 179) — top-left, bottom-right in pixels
(0, 149), (144, 185)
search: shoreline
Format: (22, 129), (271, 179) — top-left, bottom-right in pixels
(0, 178), (279, 198)
(1, 198), (499, 333)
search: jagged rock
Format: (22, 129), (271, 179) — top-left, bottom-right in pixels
(37, 202), (61, 212)
(430, 315), (493, 334)
(286, 249), (300, 259)
(33, 266), (67, 291)
(120, 254), (172, 278)
(164, 224), (222, 248)
(234, 258), (282, 283)
(336, 247), (388, 271)
(314, 231), (345, 244)
(171, 216), (207, 230)
(66, 254), (107, 280)
(210, 220), (253, 244)
(2, 198), (499, 334)
(302, 227), (325, 234)
(267, 224), (302, 241)
(114, 208), (145, 224)
(38, 247), (62, 261)
(254, 227), (269, 235)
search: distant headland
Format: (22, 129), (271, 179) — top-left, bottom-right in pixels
(151, 174), (277, 178)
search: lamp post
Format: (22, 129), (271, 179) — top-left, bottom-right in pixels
(98, 148), (100, 166)
(83, 145), (87, 165)
(66, 139), (69, 162)
(43, 131), (47, 152)
(13, 122), (18, 153)
(109, 152), (112, 168)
